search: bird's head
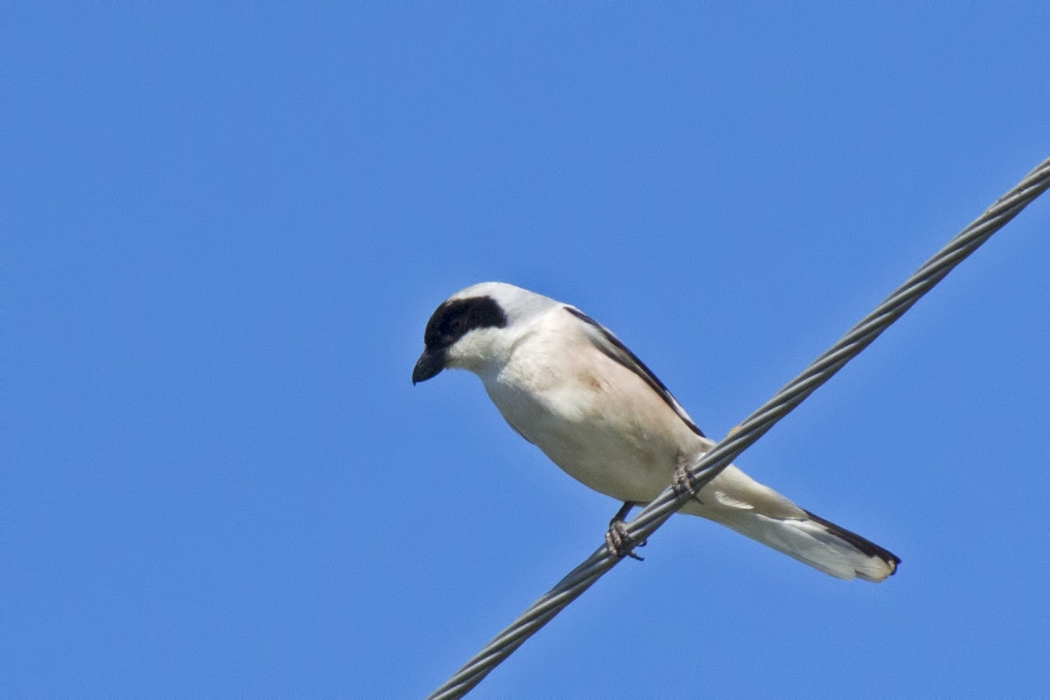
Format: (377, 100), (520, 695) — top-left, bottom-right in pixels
(412, 282), (555, 383)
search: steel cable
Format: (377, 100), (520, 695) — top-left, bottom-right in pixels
(427, 157), (1050, 700)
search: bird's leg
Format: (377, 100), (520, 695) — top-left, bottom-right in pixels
(605, 501), (645, 561)
(672, 454), (702, 503)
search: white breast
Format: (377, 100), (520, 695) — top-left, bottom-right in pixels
(480, 309), (706, 503)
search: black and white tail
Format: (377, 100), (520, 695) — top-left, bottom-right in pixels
(711, 507), (900, 582)
(684, 466), (900, 582)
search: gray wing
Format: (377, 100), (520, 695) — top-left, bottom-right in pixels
(564, 307), (706, 438)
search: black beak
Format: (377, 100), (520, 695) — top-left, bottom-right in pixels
(412, 349), (446, 384)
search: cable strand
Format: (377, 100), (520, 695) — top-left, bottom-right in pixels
(426, 156), (1050, 700)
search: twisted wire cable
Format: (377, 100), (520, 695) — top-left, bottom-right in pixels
(428, 157), (1050, 700)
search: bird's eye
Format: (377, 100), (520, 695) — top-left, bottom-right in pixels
(444, 315), (464, 337)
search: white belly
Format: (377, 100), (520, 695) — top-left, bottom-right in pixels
(482, 342), (706, 503)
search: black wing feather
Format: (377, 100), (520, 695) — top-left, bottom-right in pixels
(564, 307), (706, 438)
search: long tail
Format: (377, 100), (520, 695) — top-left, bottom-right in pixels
(713, 508), (900, 582)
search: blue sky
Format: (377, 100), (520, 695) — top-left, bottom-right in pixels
(4, 4), (1048, 698)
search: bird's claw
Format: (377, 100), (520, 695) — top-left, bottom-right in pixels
(605, 519), (645, 561)
(672, 456), (701, 500)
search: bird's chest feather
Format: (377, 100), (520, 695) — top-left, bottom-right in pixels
(481, 345), (689, 501)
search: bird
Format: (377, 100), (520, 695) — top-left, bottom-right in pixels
(412, 282), (899, 582)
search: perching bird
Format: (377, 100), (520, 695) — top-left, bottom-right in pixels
(413, 282), (899, 582)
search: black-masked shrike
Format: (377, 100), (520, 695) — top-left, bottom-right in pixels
(413, 282), (899, 582)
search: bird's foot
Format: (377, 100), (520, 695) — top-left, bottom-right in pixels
(605, 502), (645, 560)
(672, 456), (701, 501)
(605, 521), (645, 560)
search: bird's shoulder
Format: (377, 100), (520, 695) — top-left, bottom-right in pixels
(559, 306), (706, 438)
